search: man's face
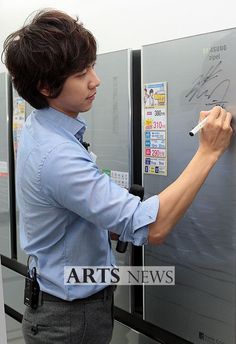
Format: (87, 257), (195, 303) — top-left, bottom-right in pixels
(46, 63), (100, 117)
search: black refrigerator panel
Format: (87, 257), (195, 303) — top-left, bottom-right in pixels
(142, 28), (236, 344)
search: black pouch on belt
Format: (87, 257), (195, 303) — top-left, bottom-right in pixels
(24, 266), (41, 309)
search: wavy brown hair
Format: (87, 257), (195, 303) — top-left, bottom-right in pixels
(2, 9), (97, 109)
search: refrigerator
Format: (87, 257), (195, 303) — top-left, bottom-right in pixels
(142, 28), (236, 344)
(12, 87), (33, 266)
(0, 72), (25, 342)
(0, 72), (33, 342)
(84, 49), (135, 314)
(0, 73), (11, 258)
(84, 49), (161, 343)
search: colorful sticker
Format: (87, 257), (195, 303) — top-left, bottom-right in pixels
(13, 94), (26, 159)
(143, 82), (168, 176)
(0, 161), (8, 177)
(144, 82), (167, 108)
(144, 158), (166, 174)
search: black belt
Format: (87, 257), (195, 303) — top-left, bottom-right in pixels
(42, 285), (116, 303)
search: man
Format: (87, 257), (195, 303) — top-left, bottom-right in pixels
(2, 9), (233, 344)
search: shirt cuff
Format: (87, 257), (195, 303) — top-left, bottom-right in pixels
(119, 195), (159, 246)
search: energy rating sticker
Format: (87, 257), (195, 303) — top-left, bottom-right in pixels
(143, 82), (168, 176)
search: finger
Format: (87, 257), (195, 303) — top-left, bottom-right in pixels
(208, 106), (222, 120)
(199, 110), (210, 121)
(216, 108), (227, 125)
(223, 111), (233, 128)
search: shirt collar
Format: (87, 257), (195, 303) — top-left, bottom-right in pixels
(35, 107), (87, 138)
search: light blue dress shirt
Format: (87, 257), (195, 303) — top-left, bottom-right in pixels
(16, 107), (159, 300)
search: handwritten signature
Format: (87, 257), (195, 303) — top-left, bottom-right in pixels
(185, 61), (230, 107)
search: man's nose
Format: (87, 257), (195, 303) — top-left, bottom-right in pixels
(89, 69), (100, 89)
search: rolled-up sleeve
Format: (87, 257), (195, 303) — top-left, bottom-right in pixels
(119, 195), (159, 245)
(40, 142), (159, 246)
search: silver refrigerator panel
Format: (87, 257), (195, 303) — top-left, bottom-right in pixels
(84, 49), (132, 312)
(0, 72), (10, 257)
(0, 74), (25, 341)
(12, 88), (34, 265)
(3, 266), (25, 342)
(111, 321), (161, 344)
(142, 29), (236, 343)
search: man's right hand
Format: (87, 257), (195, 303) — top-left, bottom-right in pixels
(198, 106), (233, 159)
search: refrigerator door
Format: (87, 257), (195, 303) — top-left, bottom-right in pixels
(12, 88), (34, 265)
(142, 29), (236, 343)
(0, 72), (11, 257)
(0, 73), (26, 342)
(84, 49), (133, 312)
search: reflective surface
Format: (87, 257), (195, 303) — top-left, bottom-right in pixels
(0, 73), (10, 257)
(84, 49), (133, 312)
(143, 29), (236, 344)
(3, 267), (25, 342)
(111, 321), (161, 344)
(0, 74), (26, 341)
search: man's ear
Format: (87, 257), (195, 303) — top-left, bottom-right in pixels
(37, 82), (50, 97)
(40, 87), (50, 97)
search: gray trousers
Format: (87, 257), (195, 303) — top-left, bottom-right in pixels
(22, 287), (114, 344)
